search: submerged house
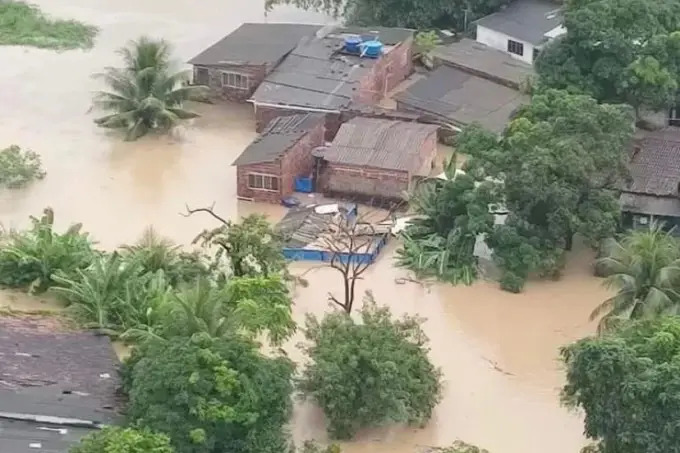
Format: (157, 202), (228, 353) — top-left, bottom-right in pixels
(232, 113), (325, 203)
(621, 128), (680, 230)
(474, 0), (564, 64)
(316, 117), (439, 202)
(189, 23), (321, 101)
(250, 26), (415, 137)
(0, 316), (120, 453)
(395, 39), (530, 133)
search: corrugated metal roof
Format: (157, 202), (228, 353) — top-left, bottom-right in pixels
(475, 0), (562, 45)
(0, 419), (95, 453)
(188, 23), (321, 66)
(232, 113), (324, 166)
(322, 118), (438, 172)
(627, 128), (680, 196)
(395, 65), (527, 133)
(620, 192), (680, 217)
(251, 27), (414, 110)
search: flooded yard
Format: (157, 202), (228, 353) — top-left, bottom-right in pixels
(0, 1), (610, 452)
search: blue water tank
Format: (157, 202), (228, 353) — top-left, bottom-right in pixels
(361, 40), (383, 58)
(344, 35), (362, 54)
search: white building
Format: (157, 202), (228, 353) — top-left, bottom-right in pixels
(474, 0), (565, 65)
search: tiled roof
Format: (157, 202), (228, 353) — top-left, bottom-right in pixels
(188, 23), (322, 66)
(232, 113), (324, 166)
(322, 118), (438, 171)
(627, 128), (680, 196)
(395, 65), (527, 133)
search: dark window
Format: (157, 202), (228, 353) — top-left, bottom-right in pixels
(507, 40), (524, 56)
(194, 67), (209, 85)
(221, 71), (249, 89)
(532, 47), (540, 62)
(248, 173), (279, 191)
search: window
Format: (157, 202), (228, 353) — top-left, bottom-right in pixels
(248, 173), (279, 191)
(221, 71), (249, 89)
(194, 67), (209, 85)
(507, 39), (524, 56)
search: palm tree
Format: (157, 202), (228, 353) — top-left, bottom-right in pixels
(92, 36), (209, 141)
(590, 223), (680, 333)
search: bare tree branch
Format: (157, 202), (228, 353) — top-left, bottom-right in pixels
(181, 202), (229, 225)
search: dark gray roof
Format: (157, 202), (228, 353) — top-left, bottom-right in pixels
(432, 38), (534, 88)
(322, 118), (438, 171)
(276, 203), (357, 248)
(620, 192), (680, 217)
(251, 27), (414, 110)
(0, 316), (121, 424)
(626, 128), (680, 197)
(0, 419), (95, 453)
(395, 65), (527, 133)
(188, 23), (322, 66)
(232, 113), (324, 166)
(475, 0), (562, 45)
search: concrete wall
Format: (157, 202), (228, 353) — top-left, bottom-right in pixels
(476, 25), (535, 65)
(194, 63), (268, 102)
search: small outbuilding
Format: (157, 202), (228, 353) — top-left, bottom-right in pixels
(233, 113), (326, 203)
(317, 118), (439, 202)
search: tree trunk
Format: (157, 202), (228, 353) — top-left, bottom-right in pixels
(343, 277), (351, 314)
(565, 231), (573, 251)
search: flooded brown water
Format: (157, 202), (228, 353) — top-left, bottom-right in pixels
(0, 1), (610, 452)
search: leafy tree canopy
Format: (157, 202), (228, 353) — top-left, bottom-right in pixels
(299, 295), (442, 439)
(561, 316), (680, 453)
(536, 0), (680, 114)
(265, 0), (509, 31)
(70, 427), (175, 453)
(125, 334), (294, 453)
(459, 89), (634, 291)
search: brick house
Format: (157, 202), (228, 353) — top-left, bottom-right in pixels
(232, 114), (325, 203)
(250, 26), (415, 138)
(317, 118), (439, 202)
(188, 23), (321, 102)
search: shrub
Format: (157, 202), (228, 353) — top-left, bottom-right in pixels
(299, 295), (442, 439)
(125, 334), (294, 453)
(0, 1), (97, 50)
(0, 208), (97, 292)
(0, 145), (45, 188)
(70, 426), (174, 453)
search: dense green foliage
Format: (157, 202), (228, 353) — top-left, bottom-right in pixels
(0, 145), (46, 188)
(93, 36), (208, 140)
(396, 158), (498, 284)
(0, 1), (97, 49)
(193, 214), (287, 279)
(433, 442), (490, 453)
(125, 334), (295, 453)
(591, 225), (680, 332)
(265, 0), (508, 30)
(0, 208), (97, 292)
(561, 317), (680, 453)
(536, 0), (680, 116)
(70, 427), (175, 453)
(299, 296), (442, 439)
(459, 89), (635, 291)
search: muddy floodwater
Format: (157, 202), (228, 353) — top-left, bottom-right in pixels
(0, 1), (610, 452)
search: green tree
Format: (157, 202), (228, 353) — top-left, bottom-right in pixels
(535, 0), (680, 114)
(561, 317), (680, 453)
(590, 224), (680, 332)
(92, 36), (208, 141)
(265, 0), (508, 31)
(0, 208), (97, 292)
(125, 334), (294, 453)
(299, 295), (442, 439)
(0, 145), (45, 188)
(70, 427), (175, 453)
(459, 89), (634, 290)
(432, 442), (490, 453)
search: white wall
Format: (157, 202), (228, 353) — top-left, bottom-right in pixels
(476, 25), (535, 64)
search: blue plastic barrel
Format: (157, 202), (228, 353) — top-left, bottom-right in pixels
(344, 36), (362, 54)
(361, 40), (383, 58)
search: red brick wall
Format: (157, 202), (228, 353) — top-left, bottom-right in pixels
(280, 120), (326, 194)
(354, 37), (414, 105)
(195, 64), (268, 102)
(236, 162), (281, 203)
(321, 164), (410, 200)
